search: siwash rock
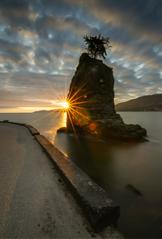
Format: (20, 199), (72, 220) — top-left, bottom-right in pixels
(59, 53), (147, 141)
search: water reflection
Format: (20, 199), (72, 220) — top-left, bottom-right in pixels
(55, 133), (116, 188)
(43, 111), (67, 141)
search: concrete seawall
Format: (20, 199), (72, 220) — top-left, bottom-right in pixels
(0, 120), (122, 237)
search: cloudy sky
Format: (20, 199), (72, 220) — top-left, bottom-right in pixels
(0, 0), (162, 112)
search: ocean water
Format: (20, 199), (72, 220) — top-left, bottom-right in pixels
(0, 111), (162, 238)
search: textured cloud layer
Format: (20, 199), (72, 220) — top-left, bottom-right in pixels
(0, 0), (162, 111)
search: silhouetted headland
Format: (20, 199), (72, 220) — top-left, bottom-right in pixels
(116, 94), (162, 111)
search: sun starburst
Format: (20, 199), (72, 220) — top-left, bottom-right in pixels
(59, 101), (70, 110)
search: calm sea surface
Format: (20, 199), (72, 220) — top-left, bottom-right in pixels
(0, 112), (162, 238)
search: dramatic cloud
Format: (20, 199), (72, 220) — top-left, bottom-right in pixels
(0, 0), (162, 111)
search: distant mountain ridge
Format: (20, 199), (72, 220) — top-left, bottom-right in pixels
(115, 94), (162, 111)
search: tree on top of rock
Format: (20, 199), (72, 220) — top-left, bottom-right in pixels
(83, 34), (111, 59)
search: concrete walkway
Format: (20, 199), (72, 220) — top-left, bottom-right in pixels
(0, 123), (123, 239)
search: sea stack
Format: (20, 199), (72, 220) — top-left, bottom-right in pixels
(63, 53), (147, 141)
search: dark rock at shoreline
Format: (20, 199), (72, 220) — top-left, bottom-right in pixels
(63, 53), (147, 141)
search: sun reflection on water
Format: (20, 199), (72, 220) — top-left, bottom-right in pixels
(61, 111), (67, 127)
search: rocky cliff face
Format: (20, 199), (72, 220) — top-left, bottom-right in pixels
(67, 53), (116, 121)
(62, 53), (147, 141)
